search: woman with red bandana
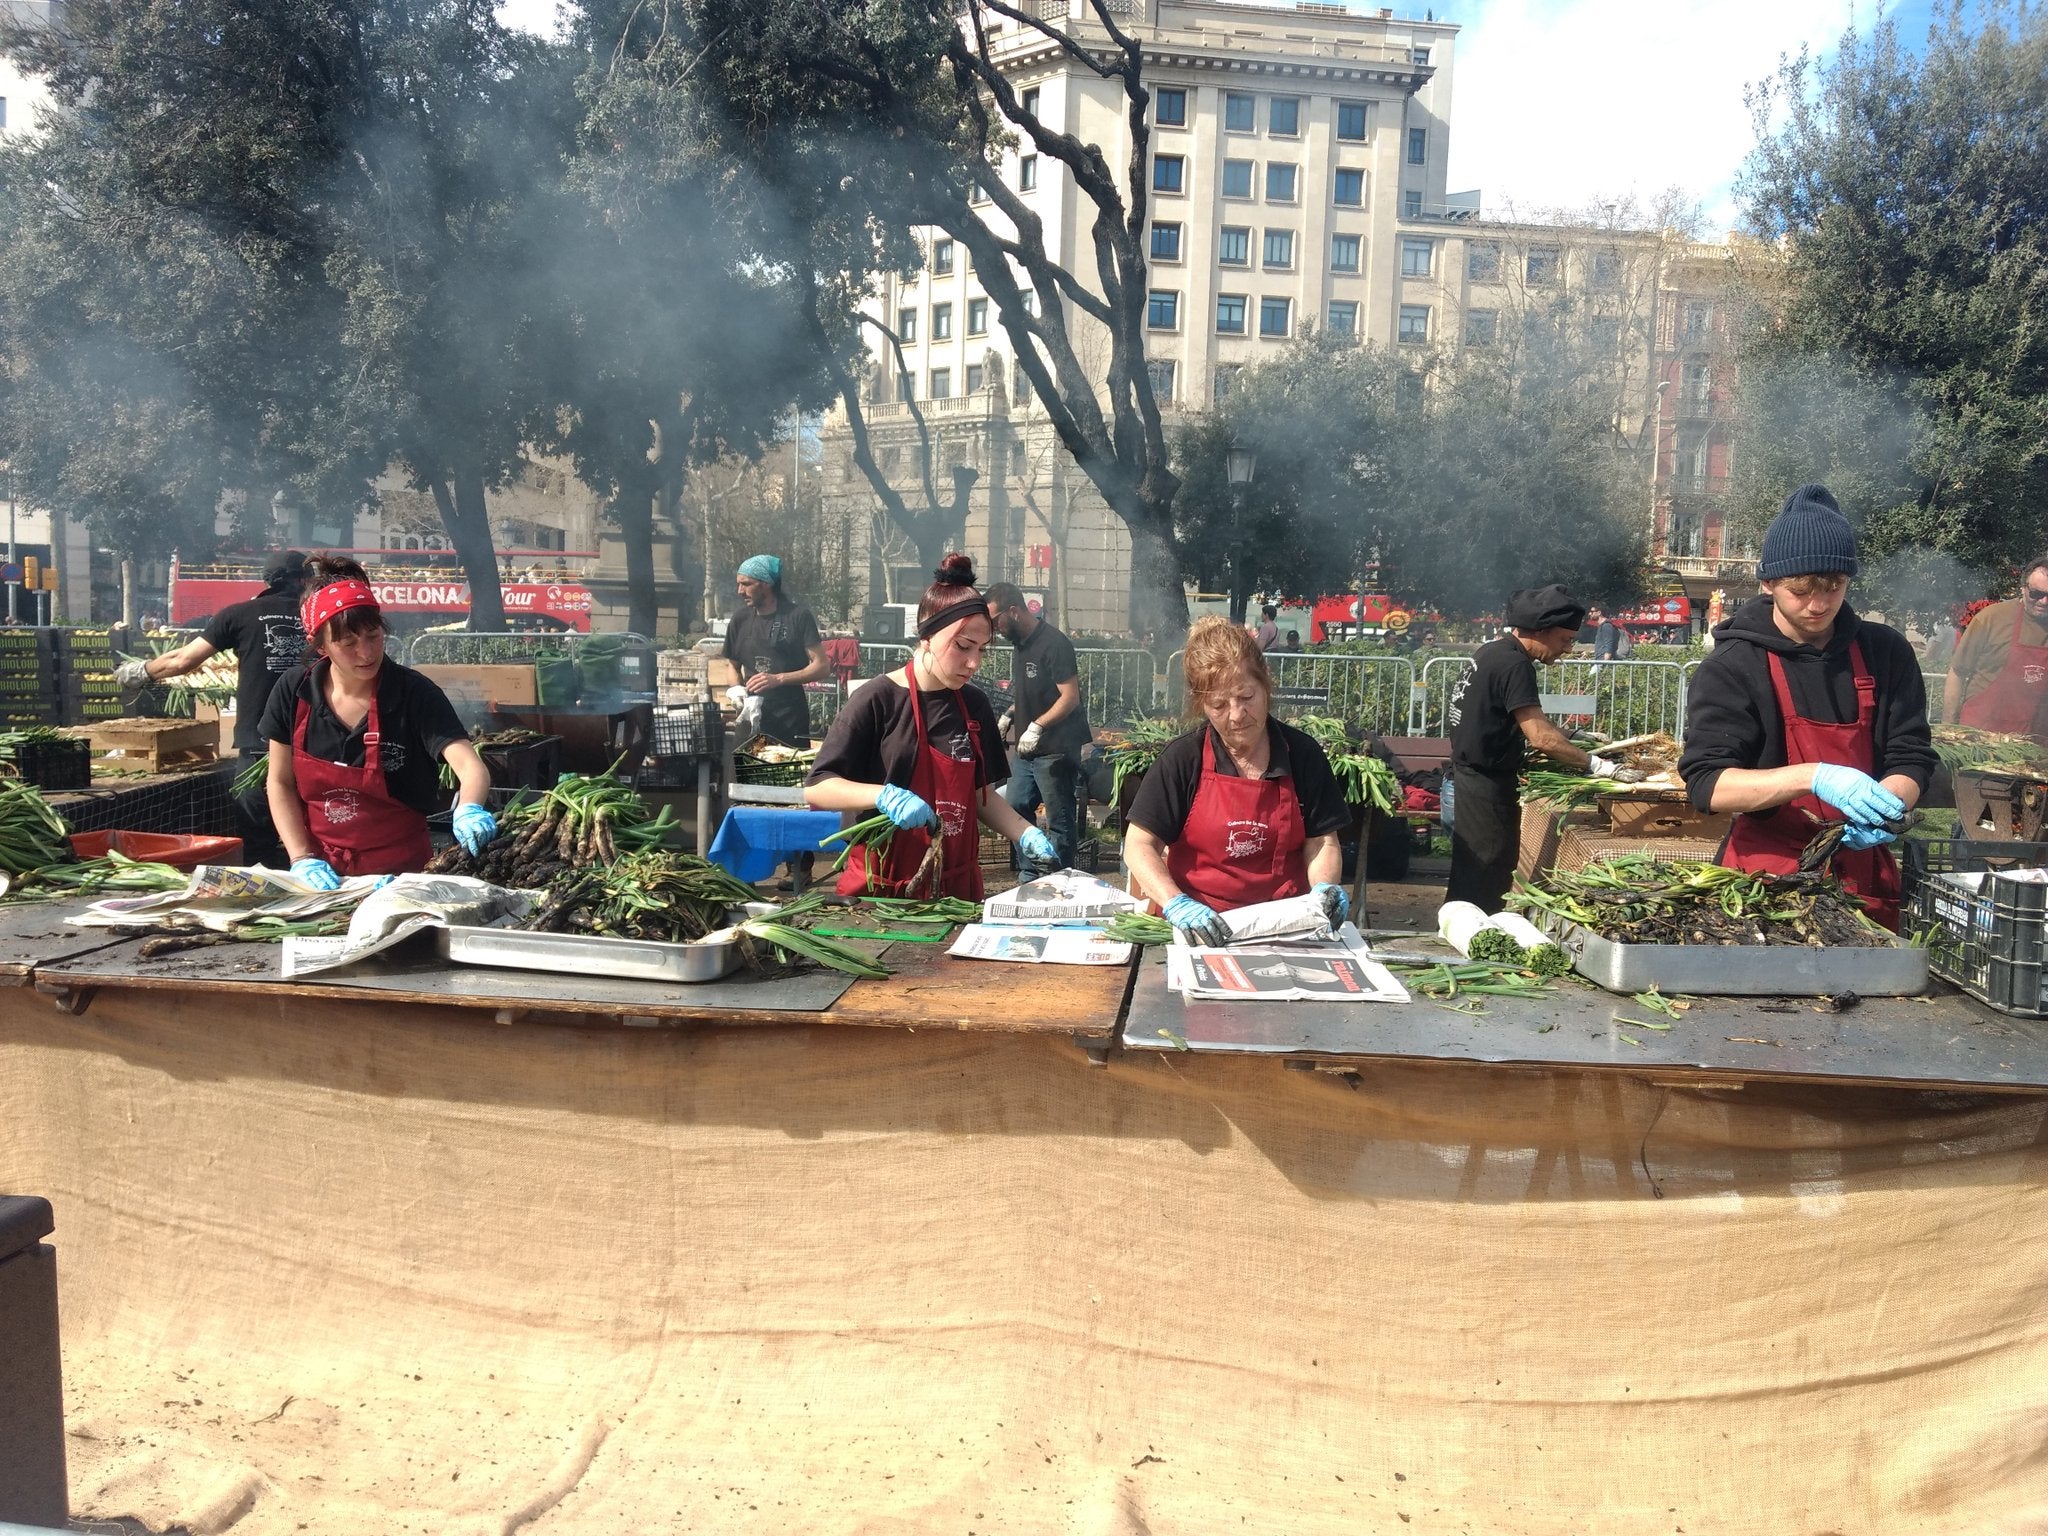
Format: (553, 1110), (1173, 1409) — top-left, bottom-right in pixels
(260, 555), (497, 886)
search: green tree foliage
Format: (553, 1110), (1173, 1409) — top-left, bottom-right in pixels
(1736, 1), (2048, 600)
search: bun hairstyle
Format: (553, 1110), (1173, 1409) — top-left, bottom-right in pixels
(303, 553), (371, 592)
(916, 552), (990, 640)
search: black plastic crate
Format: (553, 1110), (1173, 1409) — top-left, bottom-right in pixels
(479, 734), (562, 791)
(651, 702), (722, 759)
(5, 736), (91, 792)
(1915, 867), (2048, 1016)
(1900, 836), (2048, 903)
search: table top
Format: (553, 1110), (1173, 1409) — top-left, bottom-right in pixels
(1122, 950), (2048, 1093)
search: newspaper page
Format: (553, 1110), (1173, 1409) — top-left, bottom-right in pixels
(1166, 925), (1409, 1004)
(282, 875), (541, 978)
(69, 865), (381, 931)
(947, 923), (1134, 966)
(980, 870), (1147, 927)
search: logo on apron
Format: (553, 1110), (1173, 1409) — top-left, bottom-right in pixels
(1224, 820), (1269, 860)
(322, 788), (364, 825)
(935, 799), (971, 836)
(2026, 665), (2045, 685)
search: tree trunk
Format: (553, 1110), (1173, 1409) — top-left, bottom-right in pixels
(615, 490), (657, 638)
(432, 470), (505, 631)
(1124, 517), (1189, 645)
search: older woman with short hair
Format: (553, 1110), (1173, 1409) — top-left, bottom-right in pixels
(1122, 617), (1352, 945)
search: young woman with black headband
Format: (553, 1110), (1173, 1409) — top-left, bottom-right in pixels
(805, 555), (1056, 899)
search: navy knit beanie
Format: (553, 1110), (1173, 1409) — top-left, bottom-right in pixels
(1758, 484), (1858, 580)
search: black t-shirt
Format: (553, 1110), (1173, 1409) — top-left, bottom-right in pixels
(1449, 636), (1542, 781)
(201, 589), (307, 754)
(1126, 719), (1352, 844)
(725, 598), (821, 744)
(807, 674), (1006, 795)
(1008, 620), (1091, 755)
(259, 658), (470, 815)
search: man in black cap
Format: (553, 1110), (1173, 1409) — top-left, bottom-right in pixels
(1445, 583), (1642, 911)
(116, 549), (309, 864)
(1679, 484), (1933, 929)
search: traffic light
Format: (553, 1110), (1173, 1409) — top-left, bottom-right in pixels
(21, 556), (38, 589)
(39, 566), (56, 591)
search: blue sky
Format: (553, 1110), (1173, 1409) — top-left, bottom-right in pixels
(494, 0), (1947, 233)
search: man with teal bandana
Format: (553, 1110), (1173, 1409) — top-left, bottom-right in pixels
(725, 554), (827, 746)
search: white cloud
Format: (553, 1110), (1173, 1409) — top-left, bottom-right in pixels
(496, 0), (563, 38)
(1442, 0), (1862, 233)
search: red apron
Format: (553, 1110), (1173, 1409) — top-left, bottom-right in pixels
(836, 671), (985, 901)
(290, 664), (433, 877)
(1958, 606), (2048, 741)
(1721, 642), (1902, 930)
(1165, 728), (1311, 912)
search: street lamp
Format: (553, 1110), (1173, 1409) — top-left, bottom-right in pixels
(1226, 448), (1256, 624)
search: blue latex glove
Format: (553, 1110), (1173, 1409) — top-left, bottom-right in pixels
(1810, 764), (1905, 826)
(1840, 822), (1896, 851)
(1313, 881), (1351, 925)
(1164, 893), (1230, 948)
(452, 801), (498, 856)
(875, 783), (936, 830)
(1018, 827), (1057, 866)
(291, 857), (342, 891)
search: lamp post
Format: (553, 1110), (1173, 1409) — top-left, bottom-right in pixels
(1226, 447), (1256, 626)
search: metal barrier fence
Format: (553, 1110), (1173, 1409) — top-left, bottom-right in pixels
(404, 630), (656, 668)
(1262, 653), (1415, 736)
(1412, 656), (1687, 740)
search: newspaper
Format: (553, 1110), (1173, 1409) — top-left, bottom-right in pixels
(281, 876), (541, 978)
(1165, 925), (1409, 1004)
(981, 870), (1146, 927)
(947, 923), (1134, 966)
(1214, 891), (1338, 945)
(69, 864), (383, 932)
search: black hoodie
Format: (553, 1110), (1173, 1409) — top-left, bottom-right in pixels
(1679, 595), (1935, 813)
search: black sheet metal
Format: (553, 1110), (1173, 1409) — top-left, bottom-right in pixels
(0, 900), (148, 981)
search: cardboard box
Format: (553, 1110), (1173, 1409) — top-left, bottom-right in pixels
(1518, 803), (1601, 881)
(707, 657), (740, 689)
(415, 664), (538, 716)
(1604, 795), (1732, 842)
(1555, 824), (1725, 875)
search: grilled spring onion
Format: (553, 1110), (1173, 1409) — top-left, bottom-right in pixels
(738, 918), (892, 978)
(820, 812), (946, 897)
(1507, 856), (1888, 948)
(1104, 911), (1174, 946)
(0, 778), (74, 876)
(1931, 724), (2048, 775)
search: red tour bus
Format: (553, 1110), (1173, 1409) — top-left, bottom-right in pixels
(167, 550), (596, 633)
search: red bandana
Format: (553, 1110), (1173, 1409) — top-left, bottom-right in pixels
(301, 579), (378, 638)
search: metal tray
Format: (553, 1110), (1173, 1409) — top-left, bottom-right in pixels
(1551, 918), (1928, 996)
(435, 924), (744, 983)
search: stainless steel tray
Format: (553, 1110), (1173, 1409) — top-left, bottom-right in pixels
(435, 924), (744, 983)
(1550, 918), (1927, 996)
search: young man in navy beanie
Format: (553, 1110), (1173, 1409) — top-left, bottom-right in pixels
(1678, 484), (1934, 928)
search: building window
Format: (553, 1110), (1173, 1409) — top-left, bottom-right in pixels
(1147, 289), (1180, 330)
(1592, 248), (1623, 288)
(1216, 294), (1247, 334)
(1151, 222), (1183, 262)
(1682, 360), (1711, 403)
(1213, 365), (1241, 402)
(1407, 127), (1427, 165)
(1397, 372), (1424, 410)
(967, 297), (988, 335)
(1269, 96), (1300, 137)
(1467, 242), (1501, 282)
(1590, 313), (1621, 353)
(1224, 92), (1255, 132)
(1265, 163), (1297, 202)
(1327, 301), (1359, 337)
(1464, 309), (1497, 347)
(932, 302), (952, 340)
(968, 180), (990, 206)
(1400, 237), (1433, 277)
(1259, 296), (1292, 338)
(1336, 100), (1368, 141)
(1020, 290), (1038, 316)
(930, 367), (952, 400)
(1013, 356), (1032, 403)
(1526, 246), (1558, 285)
(1404, 189), (1422, 217)
(1669, 506), (1703, 556)
(966, 363), (986, 393)
(1221, 159), (1254, 199)
(1333, 167), (1365, 207)
(1019, 155), (1038, 191)
(1262, 229), (1294, 270)
(1684, 300), (1713, 340)
(1398, 305), (1430, 344)
(1021, 87), (1040, 118)
(1330, 233), (1361, 273)
(898, 370), (915, 402)
(897, 307), (918, 344)
(1153, 154), (1185, 194)
(1147, 359), (1176, 400)
(1155, 87), (1187, 127)
(933, 239), (954, 275)
(1411, 46), (1431, 66)
(1218, 225), (1251, 266)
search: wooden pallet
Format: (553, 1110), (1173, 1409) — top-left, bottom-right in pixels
(85, 717), (219, 771)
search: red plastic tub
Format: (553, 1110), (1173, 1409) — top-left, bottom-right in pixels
(67, 830), (244, 869)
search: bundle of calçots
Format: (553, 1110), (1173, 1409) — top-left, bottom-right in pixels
(518, 848), (758, 942)
(820, 813), (947, 898)
(423, 772), (675, 884)
(1100, 717), (1182, 805)
(0, 778), (74, 876)
(1507, 856), (1889, 948)
(1292, 715), (1402, 813)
